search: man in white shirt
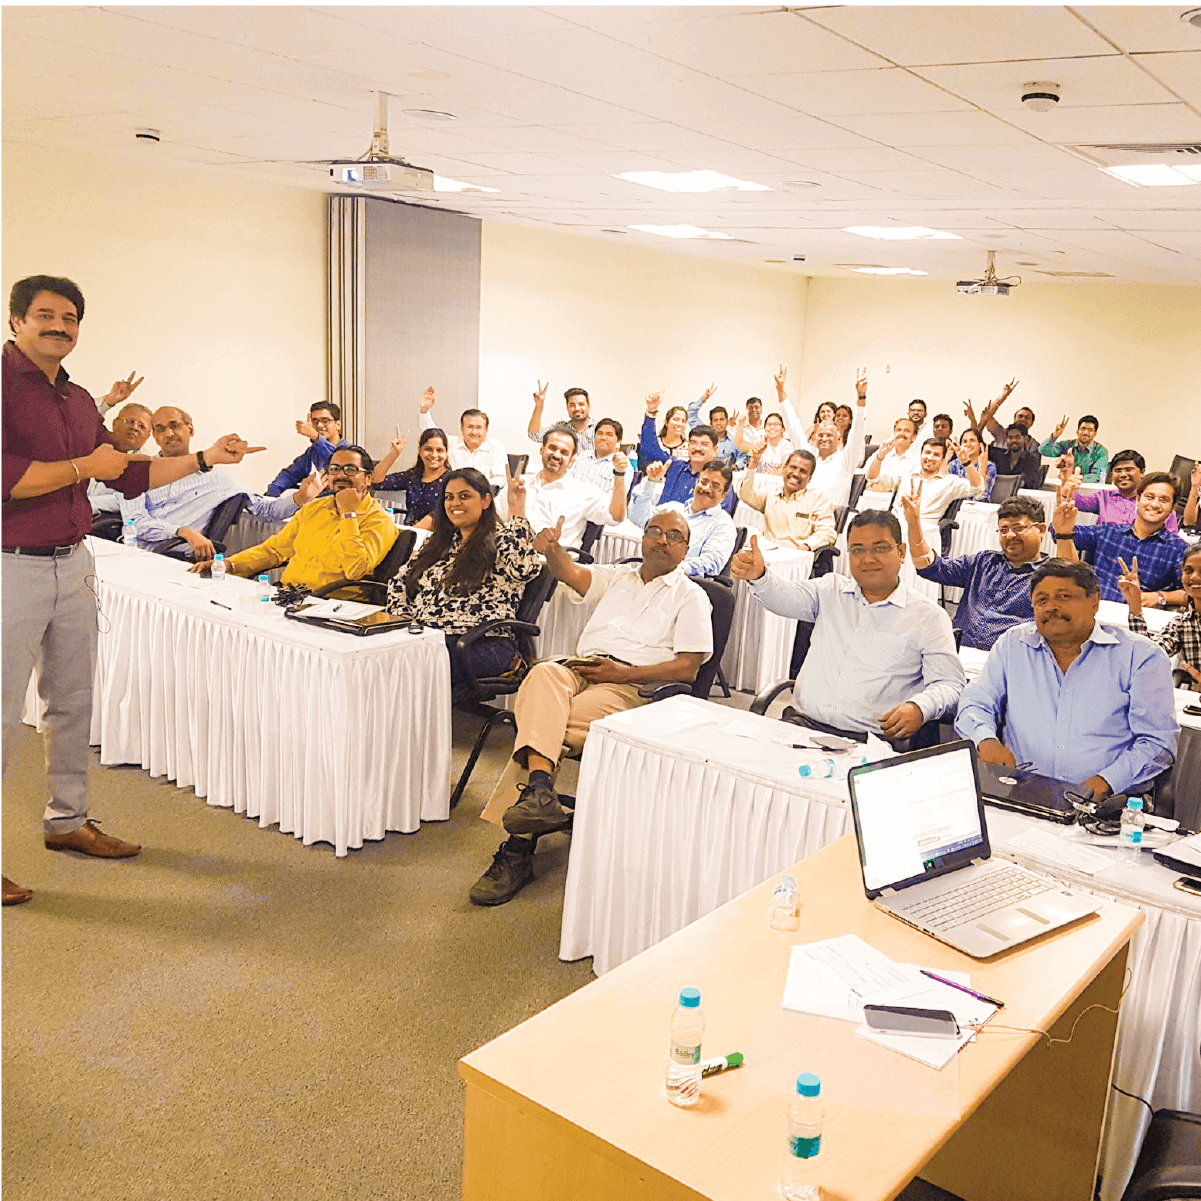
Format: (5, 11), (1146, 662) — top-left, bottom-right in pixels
(787, 371), (868, 508)
(497, 428), (626, 549)
(570, 417), (625, 494)
(120, 406), (314, 558)
(89, 401), (153, 514)
(471, 507), (713, 905)
(732, 509), (964, 743)
(864, 417), (920, 492)
(878, 437), (985, 547)
(418, 385), (508, 487)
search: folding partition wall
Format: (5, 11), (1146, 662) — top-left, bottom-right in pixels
(328, 195), (481, 459)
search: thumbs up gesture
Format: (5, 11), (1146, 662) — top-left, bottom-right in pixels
(533, 515), (565, 555)
(730, 532), (766, 581)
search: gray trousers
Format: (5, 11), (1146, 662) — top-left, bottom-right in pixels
(2, 543), (98, 833)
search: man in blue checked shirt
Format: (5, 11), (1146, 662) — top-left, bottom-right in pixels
(1052, 471), (1187, 608)
(904, 494), (1048, 651)
(956, 558), (1177, 801)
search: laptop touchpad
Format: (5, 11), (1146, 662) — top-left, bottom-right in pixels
(976, 910), (1041, 941)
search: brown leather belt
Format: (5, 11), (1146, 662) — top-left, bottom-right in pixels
(2, 543), (83, 557)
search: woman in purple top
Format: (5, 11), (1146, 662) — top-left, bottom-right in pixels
(1074, 449), (1182, 533)
(372, 427), (450, 529)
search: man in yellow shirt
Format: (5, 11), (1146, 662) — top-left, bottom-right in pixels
(188, 445), (398, 590)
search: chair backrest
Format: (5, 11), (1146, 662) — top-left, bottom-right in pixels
(847, 473), (869, 511)
(90, 512), (125, 542)
(515, 564), (557, 626)
(713, 526), (748, 586)
(790, 619), (816, 677)
(860, 444), (878, 469)
(690, 577), (737, 699)
(1035, 463), (1049, 488)
(989, 473), (1021, 504)
(506, 453), (529, 479)
(202, 493), (249, 542)
(938, 496), (967, 557)
(1170, 455), (1196, 516)
(833, 504), (850, 533)
(367, 528), (417, 584)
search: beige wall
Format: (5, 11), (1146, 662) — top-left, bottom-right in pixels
(796, 277), (1201, 474)
(479, 222), (807, 456)
(2, 144), (327, 493)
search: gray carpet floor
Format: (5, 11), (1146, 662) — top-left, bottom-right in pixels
(4, 699), (962, 1201)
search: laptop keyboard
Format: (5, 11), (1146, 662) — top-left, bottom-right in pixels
(901, 866), (1047, 932)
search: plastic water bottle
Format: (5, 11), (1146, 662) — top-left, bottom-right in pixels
(665, 987), (704, 1109)
(211, 553), (226, 585)
(256, 573), (271, 603)
(1120, 797), (1145, 862)
(770, 875), (800, 931)
(122, 518), (137, 547)
(781, 1072), (824, 1200)
(798, 754), (867, 780)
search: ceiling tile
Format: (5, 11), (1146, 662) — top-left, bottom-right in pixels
(833, 170), (1014, 199)
(769, 146), (935, 173)
(1131, 52), (1201, 109)
(964, 166), (1154, 201)
(431, 88), (655, 127)
(824, 110), (1034, 148)
(903, 143), (1089, 172)
(800, 6), (1114, 66)
(295, 44), (538, 95)
(911, 55), (1177, 110)
(1000, 102), (1201, 144)
(695, 116), (879, 151)
(565, 75), (803, 122)
(1, 29), (143, 76)
(555, 122), (739, 154)
(1100, 210), (1201, 231)
(537, 150), (699, 174)
(445, 124), (612, 155)
(1072, 7), (1201, 54)
(730, 66), (973, 116)
(599, 11), (889, 75)
(318, 6), (576, 42)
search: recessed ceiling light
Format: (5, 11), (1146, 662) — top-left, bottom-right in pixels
(406, 70), (451, 82)
(1101, 163), (1198, 187)
(433, 176), (500, 193)
(852, 266), (928, 276)
(780, 180), (821, 192)
(627, 224), (734, 240)
(1181, 8), (1201, 29)
(403, 109), (457, 122)
(765, 259), (787, 263)
(843, 226), (961, 241)
(615, 170), (771, 194)
(1016, 260), (1039, 266)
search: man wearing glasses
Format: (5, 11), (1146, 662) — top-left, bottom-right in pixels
(119, 406), (317, 558)
(264, 401), (350, 497)
(903, 494), (1049, 651)
(732, 510), (964, 744)
(469, 508), (712, 906)
(188, 446), (397, 592)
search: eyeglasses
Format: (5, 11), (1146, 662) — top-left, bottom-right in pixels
(644, 527), (688, 545)
(326, 464), (365, 477)
(997, 523), (1036, 537)
(847, 542), (898, 558)
(311, 415), (337, 426)
(153, 421), (189, 434)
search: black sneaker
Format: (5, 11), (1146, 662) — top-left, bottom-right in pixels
(503, 777), (572, 837)
(469, 838), (535, 906)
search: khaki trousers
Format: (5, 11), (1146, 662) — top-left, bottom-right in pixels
(480, 661), (649, 825)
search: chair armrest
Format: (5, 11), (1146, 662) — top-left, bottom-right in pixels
(750, 678), (797, 716)
(455, 619), (542, 649)
(153, 537), (227, 561)
(811, 546), (840, 578)
(565, 547), (595, 565)
(638, 682), (691, 701)
(309, 579), (388, 603)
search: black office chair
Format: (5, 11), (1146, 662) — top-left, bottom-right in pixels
(568, 520), (604, 566)
(1036, 463), (1050, 488)
(152, 494), (248, 561)
(1171, 455), (1196, 522)
(938, 497), (967, 558)
(989, 473), (1021, 504)
(310, 528), (418, 599)
(847, 473), (869, 511)
(91, 512), (125, 542)
(860, 444), (879, 469)
(833, 504), (851, 534)
(1119, 1108), (1201, 1200)
(712, 526), (748, 590)
(506, 454), (530, 479)
(448, 566), (559, 810)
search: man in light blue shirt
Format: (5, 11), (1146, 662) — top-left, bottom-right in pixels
(657, 461), (737, 579)
(121, 406), (313, 558)
(732, 509), (964, 741)
(955, 558), (1177, 799)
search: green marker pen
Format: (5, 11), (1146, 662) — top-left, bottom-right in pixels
(700, 1052), (744, 1078)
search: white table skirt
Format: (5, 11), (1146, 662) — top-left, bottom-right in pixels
(26, 539), (452, 855)
(560, 695), (1199, 1201)
(560, 695), (849, 974)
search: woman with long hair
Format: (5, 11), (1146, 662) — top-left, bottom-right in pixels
(736, 411), (793, 475)
(948, 426), (996, 499)
(638, 392), (691, 464)
(373, 426), (450, 528)
(385, 468), (542, 698)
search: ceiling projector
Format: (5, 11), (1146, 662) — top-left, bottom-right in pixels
(330, 160), (435, 192)
(956, 251), (1018, 297)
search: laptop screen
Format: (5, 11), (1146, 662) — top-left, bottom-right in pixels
(848, 741), (989, 895)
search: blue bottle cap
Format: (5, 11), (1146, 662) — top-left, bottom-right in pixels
(796, 1072), (821, 1097)
(1126, 797), (1144, 810)
(678, 986), (701, 1008)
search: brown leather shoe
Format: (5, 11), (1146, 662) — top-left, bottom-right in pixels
(2, 876), (33, 906)
(45, 820), (141, 858)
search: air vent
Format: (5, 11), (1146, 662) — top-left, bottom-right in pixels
(1074, 142), (1201, 167)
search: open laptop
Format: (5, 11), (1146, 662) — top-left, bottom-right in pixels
(847, 741), (1100, 959)
(977, 762), (1080, 825)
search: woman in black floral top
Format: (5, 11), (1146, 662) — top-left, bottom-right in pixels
(372, 426), (451, 527)
(386, 467), (543, 698)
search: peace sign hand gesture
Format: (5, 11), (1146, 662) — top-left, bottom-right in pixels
(645, 390), (663, 415)
(505, 460), (527, 517)
(1116, 556), (1142, 613)
(103, 371), (144, 409)
(774, 364), (787, 396)
(532, 380), (548, 406)
(855, 367), (868, 401)
(899, 477), (923, 525)
(1052, 414), (1070, 441)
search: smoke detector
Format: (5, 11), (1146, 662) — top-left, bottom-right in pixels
(1021, 83), (1061, 112)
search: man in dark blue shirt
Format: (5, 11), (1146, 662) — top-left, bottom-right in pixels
(265, 401), (350, 496)
(629, 425), (737, 524)
(904, 494), (1049, 651)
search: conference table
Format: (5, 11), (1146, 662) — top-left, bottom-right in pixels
(558, 693), (1199, 1201)
(469, 828), (1142, 1201)
(28, 538), (452, 856)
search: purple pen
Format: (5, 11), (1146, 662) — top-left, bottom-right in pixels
(919, 969), (1005, 1010)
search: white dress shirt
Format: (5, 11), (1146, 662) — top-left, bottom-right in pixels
(792, 401), (866, 508)
(419, 411), (508, 486)
(866, 444), (920, 491)
(879, 469), (983, 545)
(497, 472), (614, 549)
(748, 570), (965, 735)
(571, 564), (713, 666)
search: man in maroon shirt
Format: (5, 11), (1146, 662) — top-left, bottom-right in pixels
(2, 274), (263, 906)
